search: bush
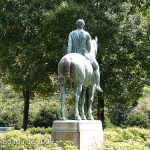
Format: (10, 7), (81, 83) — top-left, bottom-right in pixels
(103, 127), (150, 150)
(0, 130), (78, 150)
(28, 127), (52, 134)
(0, 85), (23, 129)
(125, 110), (150, 128)
(104, 113), (115, 128)
(107, 104), (132, 126)
(0, 103), (22, 129)
(0, 127), (149, 150)
(33, 101), (60, 127)
(0, 108), (22, 129)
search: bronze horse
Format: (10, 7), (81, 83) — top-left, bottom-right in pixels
(58, 38), (98, 120)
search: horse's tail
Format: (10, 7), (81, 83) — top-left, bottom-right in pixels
(63, 57), (71, 79)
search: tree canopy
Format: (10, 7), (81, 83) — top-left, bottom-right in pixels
(0, 0), (149, 128)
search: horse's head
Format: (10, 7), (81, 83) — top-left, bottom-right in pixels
(90, 37), (98, 58)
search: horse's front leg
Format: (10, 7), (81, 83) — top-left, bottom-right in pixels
(87, 86), (95, 120)
(80, 88), (86, 120)
(60, 82), (66, 120)
(74, 84), (82, 120)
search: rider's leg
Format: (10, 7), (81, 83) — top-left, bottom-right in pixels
(92, 59), (103, 92)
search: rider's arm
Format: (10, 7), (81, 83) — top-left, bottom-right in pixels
(86, 34), (91, 53)
(67, 33), (72, 53)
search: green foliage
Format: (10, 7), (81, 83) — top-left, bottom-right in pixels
(0, 82), (61, 129)
(0, 0), (150, 129)
(0, 129), (78, 150)
(0, 83), (23, 129)
(107, 103), (133, 126)
(0, 127), (149, 150)
(103, 127), (150, 150)
(142, 86), (150, 97)
(125, 110), (150, 128)
(104, 113), (115, 128)
(62, 141), (78, 150)
(98, 0), (150, 120)
(106, 85), (150, 127)
(0, 0), (61, 129)
(33, 101), (60, 127)
(0, 0), (59, 97)
(136, 94), (150, 117)
(28, 127), (52, 134)
(0, 110), (22, 129)
(103, 0), (150, 121)
(41, 1), (96, 61)
(123, 86), (150, 128)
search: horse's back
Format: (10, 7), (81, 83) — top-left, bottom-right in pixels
(59, 53), (91, 69)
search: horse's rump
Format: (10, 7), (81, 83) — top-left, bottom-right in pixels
(58, 53), (94, 85)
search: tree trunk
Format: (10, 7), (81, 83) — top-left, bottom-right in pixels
(97, 93), (104, 129)
(22, 88), (30, 130)
(86, 89), (89, 113)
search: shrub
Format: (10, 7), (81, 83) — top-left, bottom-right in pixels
(124, 110), (150, 128)
(0, 108), (22, 129)
(33, 101), (60, 127)
(103, 127), (150, 150)
(0, 130), (78, 150)
(107, 104), (132, 126)
(104, 113), (115, 128)
(0, 127), (149, 150)
(28, 127), (52, 134)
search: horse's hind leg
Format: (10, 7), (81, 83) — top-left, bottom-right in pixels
(87, 86), (95, 120)
(80, 88), (86, 120)
(74, 84), (82, 120)
(60, 80), (66, 120)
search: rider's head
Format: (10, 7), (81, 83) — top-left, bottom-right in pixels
(76, 19), (85, 29)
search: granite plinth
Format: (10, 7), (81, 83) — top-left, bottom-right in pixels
(52, 120), (103, 150)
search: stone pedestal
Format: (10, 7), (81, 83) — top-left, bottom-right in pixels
(52, 120), (103, 150)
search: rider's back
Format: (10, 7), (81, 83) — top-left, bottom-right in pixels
(67, 29), (91, 56)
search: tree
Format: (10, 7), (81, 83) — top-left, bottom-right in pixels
(0, 0), (59, 130)
(95, 0), (150, 125)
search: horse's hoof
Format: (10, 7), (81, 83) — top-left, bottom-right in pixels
(96, 86), (103, 92)
(59, 116), (65, 120)
(75, 115), (81, 120)
(81, 115), (87, 120)
(87, 115), (94, 120)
